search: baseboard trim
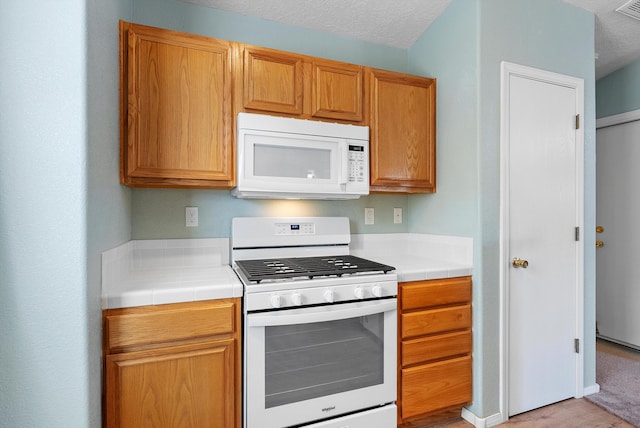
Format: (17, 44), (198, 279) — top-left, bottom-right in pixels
(583, 383), (600, 396)
(461, 408), (505, 428)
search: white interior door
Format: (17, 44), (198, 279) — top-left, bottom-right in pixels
(596, 116), (640, 349)
(501, 62), (584, 418)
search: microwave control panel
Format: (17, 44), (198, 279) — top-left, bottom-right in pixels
(348, 145), (367, 182)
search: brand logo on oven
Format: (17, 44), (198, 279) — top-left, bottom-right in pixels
(321, 406), (336, 413)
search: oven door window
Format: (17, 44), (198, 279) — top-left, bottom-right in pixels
(264, 314), (384, 408)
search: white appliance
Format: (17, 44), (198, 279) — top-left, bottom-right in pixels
(233, 113), (369, 200)
(231, 217), (398, 428)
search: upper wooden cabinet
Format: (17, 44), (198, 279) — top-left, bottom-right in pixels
(237, 45), (364, 123)
(311, 59), (364, 121)
(367, 68), (436, 193)
(119, 21), (235, 188)
(119, 21), (437, 192)
(241, 47), (304, 115)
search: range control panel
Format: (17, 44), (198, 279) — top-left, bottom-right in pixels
(275, 222), (315, 236)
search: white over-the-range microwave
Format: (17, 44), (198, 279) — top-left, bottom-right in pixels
(232, 113), (370, 200)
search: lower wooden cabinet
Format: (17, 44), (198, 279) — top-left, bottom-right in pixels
(397, 277), (472, 424)
(103, 299), (241, 428)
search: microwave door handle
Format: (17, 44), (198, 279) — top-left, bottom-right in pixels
(247, 299), (397, 327)
(339, 140), (348, 185)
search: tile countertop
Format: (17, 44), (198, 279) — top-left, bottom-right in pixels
(349, 233), (473, 283)
(101, 233), (473, 309)
(101, 238), (242, 309)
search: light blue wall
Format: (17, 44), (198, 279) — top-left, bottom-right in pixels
(1, 0), (132, 426)
(134, 0), (407, 71)
(477, 1), (596, 415)
(596, 57), (640, 118)
(87, 0), (133, 425)
(130, 0), (411, 239)
(406, 0), (596, 418)
(1, 0), (88, 425)
(407, 0), (483, 412)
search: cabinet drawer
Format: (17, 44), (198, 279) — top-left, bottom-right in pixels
(104, 299), (238, 352)
(401, 304), (471, 339)
(400, 355), (472, 420)
(400, 276), (471, 311)
(402, 330), (471, 367)
(401, 277), (471, 311)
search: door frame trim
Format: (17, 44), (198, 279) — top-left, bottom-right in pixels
(499, 61), (585, 422)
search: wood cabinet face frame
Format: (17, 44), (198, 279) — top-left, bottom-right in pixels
(397, 277), (472, 424)
(102, 298), (241, 428)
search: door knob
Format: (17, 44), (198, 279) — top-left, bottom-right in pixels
(512, 258), (529, 268)
(596, 240), (604, 248)
(596, 225), (604, 233)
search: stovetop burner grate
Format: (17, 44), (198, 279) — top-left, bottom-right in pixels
(235, 255), (394, 283)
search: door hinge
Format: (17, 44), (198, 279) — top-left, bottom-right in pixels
(574, 338), (580, 353)
(575, 114), (580, 129)
(575, 226), (580, 241)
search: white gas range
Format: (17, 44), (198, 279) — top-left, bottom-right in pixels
(231, 217), (398, 428)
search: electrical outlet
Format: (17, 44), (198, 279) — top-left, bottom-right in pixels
(394, 207), (402, 224)
(365, 207), (374, 225)
(186, 206), (198, 227)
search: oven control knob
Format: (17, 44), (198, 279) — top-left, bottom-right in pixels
(291, 292), (302, 306)
(354, 287), (365, 299)
(323, 289), (335, 303)
(371, 285), (383, 298)
(270, 294), (282, 308)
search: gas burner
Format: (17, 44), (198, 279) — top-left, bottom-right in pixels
(235, 255), (395, 283)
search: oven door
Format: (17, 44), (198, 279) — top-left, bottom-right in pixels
(244, 299), (397, 428)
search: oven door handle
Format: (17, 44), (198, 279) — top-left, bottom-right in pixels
(247, 299), (397, 327)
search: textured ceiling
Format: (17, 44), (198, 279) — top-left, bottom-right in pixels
(182, 0), (640, 79)
(565, 0), (640, 78)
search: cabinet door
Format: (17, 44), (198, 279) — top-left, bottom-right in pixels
(242, 46), (304, 115)
(105, 341), (235, 428)
(311, 59), (363, 122)
(368, 68), (436, 193)
(400, 356), (472, 420)
(121, 22), (234, 188)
